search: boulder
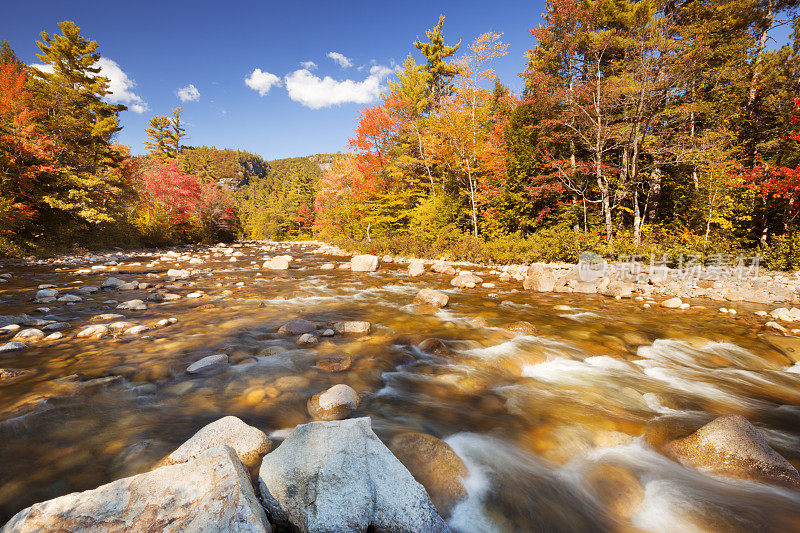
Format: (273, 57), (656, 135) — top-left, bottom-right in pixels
(4, 446), (269, 532)
(257, 417), (448, 533)
(35, 288), (58, 300)
(523, 265), (556, 292)
(263, 257), (289, 270)
(660, 297), (683, 308)
(505, 321), (537, 335)
(76, 324), (109, 339)
(431, 262), (456, 276)
(117, 299), (147, 311)
(278, 318), (316, 336)
(414, 289), (449, 308)
(0, 341), (26, 353)
(0, 315), (28, 328)
(408, 260), (426, 277)
(665, 414), (800, 488)
(350, 254), (379, 272)
(333, 321), (371, 334)
(163, 416), (272, 470)
(13, 329), (44, 342)
(187, 354), (229, 375)
(307, 384), (360, 421)
(167, 268), (191, 279)
(450, 271), (483, 289)
(102, 277), (126, 289)
(388, 432), (468, 517)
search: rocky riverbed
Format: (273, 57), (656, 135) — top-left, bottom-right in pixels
(1, 241), (800, 531)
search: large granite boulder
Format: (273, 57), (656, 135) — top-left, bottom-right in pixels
(3, 445), (270, 532)
(350, 254), (379, 272)
(162, 416), (272, 470)
(263, 257), (290, 270)
(522, 264), (556, 292)
(408, 260), (426, 277)
(257, 417), (449, 533)
(665, 414), (800, 488)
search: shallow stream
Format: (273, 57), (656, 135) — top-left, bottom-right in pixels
(1, 242), (799, 531)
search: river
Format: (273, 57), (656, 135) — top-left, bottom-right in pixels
(1, 241), (799, 531)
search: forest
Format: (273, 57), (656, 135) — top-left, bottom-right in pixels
(2, 0), (800, 269)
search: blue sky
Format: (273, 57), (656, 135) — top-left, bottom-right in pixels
(3, 0), (549, 160)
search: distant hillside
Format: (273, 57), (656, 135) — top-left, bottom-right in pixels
(179, 146), (271, 189)
(236, 153), (338, 240)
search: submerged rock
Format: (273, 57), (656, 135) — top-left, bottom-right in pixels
(665, 414), (800, 488)
(333, 321), (371, 334)
(187, 354), (229, 375)
(3, 445), (269, 532)
(307, 384), (359, 421)
(278, 318), (316, 335)
(257, 417), (448, 532)
(163, 416), (272, 470)
(350, 254), (379, 272)
(389, 432), (468, 518)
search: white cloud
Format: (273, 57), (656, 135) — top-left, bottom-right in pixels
(31, 57), (149, 114)
(300, 61), (317, 70)
(176, 84), (200, 102)
(327, 51), (353, 69)
(244, 68), (281, 96)
(284, 65), (393, 109)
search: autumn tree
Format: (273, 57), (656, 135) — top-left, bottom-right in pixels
(145, 107), (185, 161)
(413, 15), (461, 108)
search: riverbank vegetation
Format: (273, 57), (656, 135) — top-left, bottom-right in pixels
(3, 3), (800, 268)
(314, 3), (800, 268)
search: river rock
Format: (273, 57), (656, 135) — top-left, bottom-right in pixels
(187, 354), (229, 375)
(307, 384), (359, 421)
(350, 254), (379, 272)
(102, 277), (125, 289)
(76, 285), (99, 294)
(35, 288), (58, 300)
(167, 268), (191, 279)
(414, 288), (449, 308)
(523, 264), (556, 292)
(0, 315), (28, 328)
(660, 297), (683, 308)
(506, 321), (537, 335)
(315, 355), (352, 373)
(333, 321), (371, 334)
(263, 256), (289, 270)
(257, 417), (448, 532)
(13, 329), (44, 341)
(42, 322), (70, 332)
(76, 324), (109, 339)
(450, 271), (482, 289)
(665, 414), (800, 488)
(320, 263), (335, 270)
(431, 262), (456, 276)
(388, 432), (468, 517)
(57, 294), (82, 302)
(408, 260), (426, 277)
(3, 445), (269, 532)
(585, 464), (644, 521)
(125, 325), (151, 335)
(0, 341), (26, 353)
(770, 307), (800, 322)
(117, 299), (147, 311)
(278, 318), (316, 335)
(163, 416), (272, 470)
(418, 338), (452, 356)
(763, 334), (800, 363)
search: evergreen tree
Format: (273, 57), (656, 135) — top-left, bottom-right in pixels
(145, 107), (185, 161)
(29, 20), (127, 224)
(413, 15), (461, 108)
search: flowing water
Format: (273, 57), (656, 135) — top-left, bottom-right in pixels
(1, 242), (799, 531)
